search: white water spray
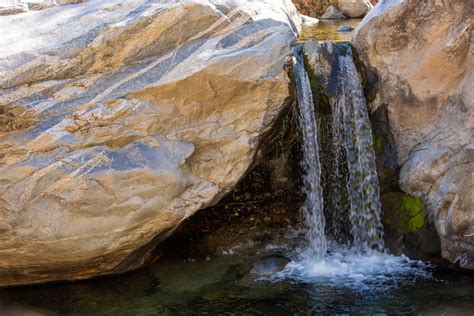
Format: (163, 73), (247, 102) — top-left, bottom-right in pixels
(292, 46), (327, 259)
(287, 42), (431, 289)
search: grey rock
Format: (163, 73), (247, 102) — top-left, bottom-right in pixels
(249, 255), (291, 275)
(337, 0), (372, 18)
(337, 25), (354, 32)
(320, 5), (346, 20)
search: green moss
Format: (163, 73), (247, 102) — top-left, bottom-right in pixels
(373, 134), (384, 155)
(382, 192), (425, 234)
(401, 195), (425, 232)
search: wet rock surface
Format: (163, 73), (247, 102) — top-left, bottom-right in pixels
(249, 255), (291, 276)
(337, 25), (354, 32)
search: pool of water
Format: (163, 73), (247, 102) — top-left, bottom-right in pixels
(299, 19), (363, 42)
(1, 250), (473, 315)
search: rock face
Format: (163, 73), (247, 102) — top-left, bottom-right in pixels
(354, 0), (473, 269)
(0, 0), (301, 286)
(337, 0), (372, 18)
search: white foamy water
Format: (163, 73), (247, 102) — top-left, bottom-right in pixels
(292, 46), (327, 258)
(278, 249), (432, 291)
(289, 43), (433, 293)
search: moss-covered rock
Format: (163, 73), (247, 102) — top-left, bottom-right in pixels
(382, 192), (425, 234)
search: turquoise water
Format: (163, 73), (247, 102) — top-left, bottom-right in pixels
(1, 252), (473, 315)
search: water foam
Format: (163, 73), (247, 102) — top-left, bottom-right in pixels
(278, 249), (432, 291)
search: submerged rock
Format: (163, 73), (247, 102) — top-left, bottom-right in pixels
(249, 255), (291, 276)
(354, 0), (473, 269)
(0, 0), (301, 286)
(320, 5), (346, 20)
(337, 25), (354, 32)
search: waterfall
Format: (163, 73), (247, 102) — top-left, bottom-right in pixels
(293, 41), (384, 256)
(333, 50), (384, 252)
(283, 42), (430, 289)
(292, 46), (327, 258)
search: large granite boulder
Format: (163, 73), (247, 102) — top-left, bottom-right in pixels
(0, 0), (301, 286)
(354, 0), (473, 269)
(337, 0), (372, 18)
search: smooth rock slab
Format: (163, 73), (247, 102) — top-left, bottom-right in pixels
(0, 0), (301, 286)
(354, 0), (473, 269)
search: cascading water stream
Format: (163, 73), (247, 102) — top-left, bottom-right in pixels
(292, 46), (327, 259)
(334, 51), (384, 252)
(281, 41), (431, 289)
(293, 42), (383, 254)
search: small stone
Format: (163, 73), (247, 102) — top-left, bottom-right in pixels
(249, 255), (291, 276)
(337, 25), (354, 32)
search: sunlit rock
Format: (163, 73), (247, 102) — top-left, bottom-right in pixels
(0, 0), (301, 286)
(320, 5), (346, 20)
(354, 0), (473, 269)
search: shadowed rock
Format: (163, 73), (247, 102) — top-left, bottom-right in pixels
(249, 255), (291, 276)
